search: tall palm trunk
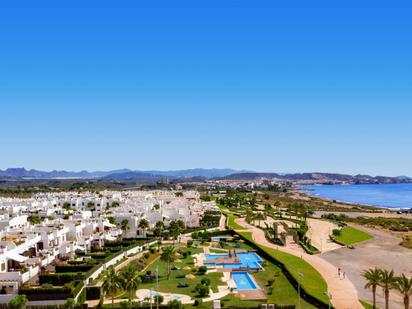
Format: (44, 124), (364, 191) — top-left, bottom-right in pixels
(372, 286), (376, 309)
(404, 295), (409, 309)
(384, 289), (389, 309)
(112, 295), (114, 309)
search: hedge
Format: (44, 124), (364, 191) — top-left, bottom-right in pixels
(86, 286), (101, 300)
(39, 273), (85, 285)
(20, 286), (73, 301)
(55, 265), (94, 273)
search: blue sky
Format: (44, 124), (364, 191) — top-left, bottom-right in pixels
(0, 1), (411, 176)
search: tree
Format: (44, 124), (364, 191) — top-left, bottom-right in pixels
(121, 219), (129, 233)
(395, 274), (412, 309)
(138, 218), (150, 233)
(255, 212), (266, 226)
(121, 264), (141, 306)
(153, 221), (165, 238)
(102, 266), (122, 309)
(8, 295), (28, 309)
(362, 267), (381, 309)
(170, 220), (185, 245)
(160, 246), (176, 280)
(379, 269), (397, 309)
(245, 209), (255, 224)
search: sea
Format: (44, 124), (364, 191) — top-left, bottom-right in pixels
(302, 183), (412, 209)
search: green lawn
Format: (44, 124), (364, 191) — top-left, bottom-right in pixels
(335, 226), (373, 245)
(236, 231), (329, 305)
(226, 214), (245, 230)
(360, 300), (377, 309)
(138, 246), (223, 299)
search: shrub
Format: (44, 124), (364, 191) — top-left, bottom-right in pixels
(198, 266), (207, 275)
(39, 273), (85, 285)
(168, 300), (183, 309)
(200, 278), (211, 286)
(195, 284), (210, 297)
(153, 295), (164, 304)
(332, 229), (341, 237)
(41, 284), (54, 289)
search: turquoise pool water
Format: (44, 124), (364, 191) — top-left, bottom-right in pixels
(232, 272), (258, 290)
(204, 252), (263, 270)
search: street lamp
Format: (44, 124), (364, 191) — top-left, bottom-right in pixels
(324, 291), (332, 309)
(297, 272), (303, 309)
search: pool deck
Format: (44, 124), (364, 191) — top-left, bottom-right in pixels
(235, 289), (267, 301)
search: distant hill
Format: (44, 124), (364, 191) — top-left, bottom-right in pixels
(0, 167), (247, 180)
(0, 168), (410, 184)
(0, 168), (132, 179)
(215, 172), (412, 184)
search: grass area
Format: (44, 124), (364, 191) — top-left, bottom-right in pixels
(335, 226), (373, 245)
(226, 214), (246, 230)
(237, 231), (329, 305)
(138, 246), (223, 299)
(360, 300), (376, 309)
(137, 241), (318, 308)
(252, 261), (315, 308)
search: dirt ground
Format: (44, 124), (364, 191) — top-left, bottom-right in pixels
(307, 218), (341, 252)
(320, 225), (412, 309)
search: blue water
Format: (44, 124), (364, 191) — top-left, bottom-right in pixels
(232, 272), (258, 290)
(303, 183), (412, 209)
(205, 252), (263, 270)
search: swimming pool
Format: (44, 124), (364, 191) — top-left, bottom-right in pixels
(204, 252), (263, 270)
(232, 272), (258, 290)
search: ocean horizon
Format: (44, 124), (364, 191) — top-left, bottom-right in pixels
(303, 183), (412, 209)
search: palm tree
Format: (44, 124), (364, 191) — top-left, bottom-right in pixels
(169, 220), (184, 245)
(160, 246), (176, 280)
(394, 274), (412, 309)
(102, 266), (122, 309)
(379, 269), (397, 309)
(153, 221), (165, 238)
(138, 218), (149, 230)
(362, 267), (382, 309)
(121, 264), (141, 306)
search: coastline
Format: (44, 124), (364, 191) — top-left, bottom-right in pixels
(298, 183), (412, 210)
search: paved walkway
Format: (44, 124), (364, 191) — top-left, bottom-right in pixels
(219, 214), (226, 230)
(235, 218), (363, 309)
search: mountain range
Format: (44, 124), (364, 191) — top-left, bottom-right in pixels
(0, 168), (410, 184)
(0, 168), (244, 180)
